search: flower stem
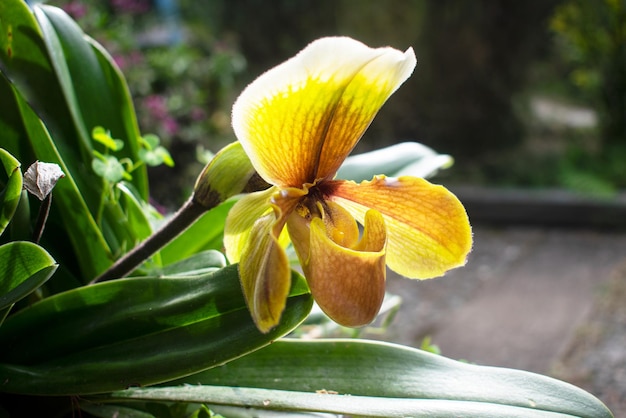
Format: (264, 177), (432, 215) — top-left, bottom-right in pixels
(89, 197), (210, 284)
(32, 193), (52, 244)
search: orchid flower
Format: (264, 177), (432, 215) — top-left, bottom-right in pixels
(225, 37), (472, 332)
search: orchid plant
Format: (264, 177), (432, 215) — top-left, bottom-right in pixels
(0, 1), (614, 417)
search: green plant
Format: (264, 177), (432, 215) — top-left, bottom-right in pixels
(0, 2), (614, 417)
(551, 0), (626, 151)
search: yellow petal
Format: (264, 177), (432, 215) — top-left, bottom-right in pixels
(225, 186), (305, 332)
(224, 187), (277, 263)
(331, 176), (472, 279)
(288, 203), (387, 327)
(238, 212), (291, 333)
(232, 37), (416, 187)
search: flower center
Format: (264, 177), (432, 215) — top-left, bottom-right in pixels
(295, 185), (327, 221)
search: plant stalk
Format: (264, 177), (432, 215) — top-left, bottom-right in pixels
(89, 197), (210, 284)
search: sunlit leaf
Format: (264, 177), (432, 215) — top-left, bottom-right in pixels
(92, 126), (124, 152)
(0, 241), (57, 309)
(0, 266), (312, 395)
(0, 148), (22, 236)
(147, 339), (611, 418)
(33, 4), (148, 196)
(159, 250), (226, 276)
(337, 142), (453, 182)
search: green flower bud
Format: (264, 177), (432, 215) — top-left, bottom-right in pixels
(193, 141), (270, 209)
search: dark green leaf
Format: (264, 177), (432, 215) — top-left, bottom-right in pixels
(159, 200), (234, 265)
(116, 182), (155, 243)
(0, 0), (116, 280)
(0, 148), (22, 236)
(8, 81), (113, 279)
(0, 266), (312, 395)
(1, 1), (153, 274)
(33, 4), (148, 197)
(0, 241), (57, 309)
(159, 250), (226, 276)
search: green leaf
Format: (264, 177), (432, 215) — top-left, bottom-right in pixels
(140, 134), (160, 150)
(337, 142), (453, 182)
(1, 1), (154, 271)
(0, 76), (114, 280)
(116, 182), (155, 243)
(0, 1), (121, 280)
(159, 250), (226, 276)
(139, 146), (175, 167)
(159, 200), (235, 265)
(139, 339), (612, 418)
(92, 154), (131, 183)
(32, 4), (148, 197)
(0, 241), (57, 309)
(0, 266), (312, 395)
(0, 148), (22, 236)
(92, 126), (124, 152)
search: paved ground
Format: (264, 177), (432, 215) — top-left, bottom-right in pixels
(376, 225), (626, 416)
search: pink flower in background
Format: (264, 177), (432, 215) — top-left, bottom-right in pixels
(113, 51), (144, 71)
(162, 117), (179, 136)
(191, 107), (207, 122)
(62, 1), (87, 19)
(142, 95), (180, 136)
(144, 95), (169, 120)
(110, 0), (150, 15)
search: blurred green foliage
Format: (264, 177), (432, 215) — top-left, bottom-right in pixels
(551, 0), (626, 147)
(48, 0), (246, 206)
(547, 0), (626, 192)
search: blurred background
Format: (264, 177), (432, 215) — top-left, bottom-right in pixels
(46, 0), (625, 208)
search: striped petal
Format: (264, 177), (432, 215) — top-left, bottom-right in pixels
(331, 176), (472, 279)
(224, 187), (277, 263)
(224, 187), (303, 332)
(232, 37), (416, 187)
(238, 212), (291, 332)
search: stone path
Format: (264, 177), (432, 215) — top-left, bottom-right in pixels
(376, 225), (626, 416)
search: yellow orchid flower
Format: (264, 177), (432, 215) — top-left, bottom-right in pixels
(225, 37), (472, 333)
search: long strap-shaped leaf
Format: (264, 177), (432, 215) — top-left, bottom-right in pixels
(6, 79), (114, 279)
(141, 339), (611, 418)
(32, 3), (148, 199)
(0, 266), (313, 395)
(102, 385), (585, 418)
